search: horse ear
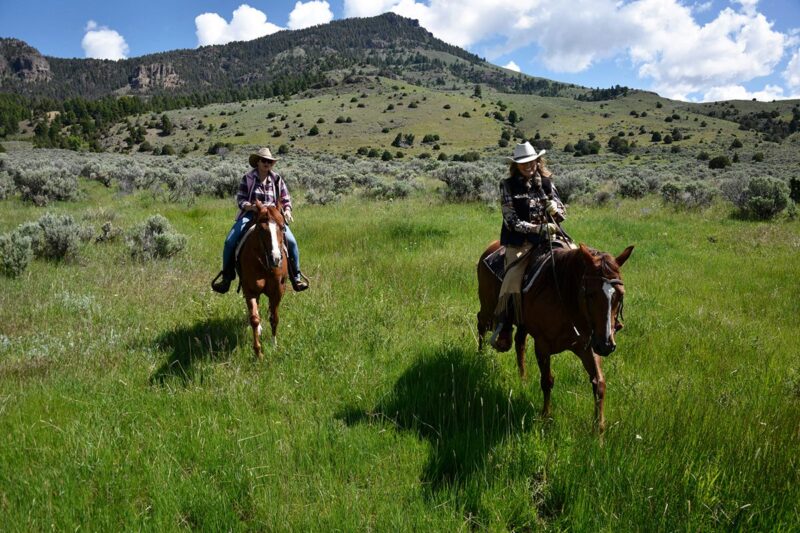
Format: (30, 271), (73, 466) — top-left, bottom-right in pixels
(616, 246), (634, 267)
(579, 243), (595, 266)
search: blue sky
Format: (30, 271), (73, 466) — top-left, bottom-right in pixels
(1, 0), (798, 102)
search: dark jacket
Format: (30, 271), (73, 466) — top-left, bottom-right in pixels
(499, 175), (566, 246)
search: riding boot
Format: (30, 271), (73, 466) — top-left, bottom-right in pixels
(489, 317), (513, 352)
(286, 249), (309, 292)
(211, 270), (231, 294)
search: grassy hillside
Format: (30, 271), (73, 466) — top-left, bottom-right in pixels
(1, 177), (799, 529)
(54, 78), (793, 168)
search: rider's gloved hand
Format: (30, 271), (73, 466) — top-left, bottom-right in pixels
(284, 210), (293, 224)
(539, 223), (559, 238)
(546, 200), (559, 216)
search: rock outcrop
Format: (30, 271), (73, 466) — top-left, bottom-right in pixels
(128, 63), (182, 91)
(0, 38), (52, 83)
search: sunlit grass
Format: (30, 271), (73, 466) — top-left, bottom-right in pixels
(1, 189), (798, 530)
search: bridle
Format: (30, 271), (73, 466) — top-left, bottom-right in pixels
(577, 274), (625, 351)
(253, 213), (284, 271)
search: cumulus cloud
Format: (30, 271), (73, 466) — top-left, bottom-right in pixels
(81, 20), (129, 60)
(344, 0), (402, 18)
(503, 60), (521, 72)
(625, 3), (786, 100)
(341, 0), (791, 101)
(195, 4), (283, 46)
(702, 83), (785, 102)
(288, 1), (334, 30)
(784, 49), (800, 89)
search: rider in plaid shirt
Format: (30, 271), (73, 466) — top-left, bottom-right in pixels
(212, 147), (309, 294)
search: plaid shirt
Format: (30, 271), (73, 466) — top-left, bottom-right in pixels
(500, 176), (565, 235)
(235, 169), (292, 219)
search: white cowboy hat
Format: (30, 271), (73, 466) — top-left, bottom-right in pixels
(249, 147), (279, 168)
(508, 142), (546, 163)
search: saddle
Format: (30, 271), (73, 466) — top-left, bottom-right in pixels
(483, 240), (572, 294)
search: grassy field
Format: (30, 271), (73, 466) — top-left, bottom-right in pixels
(1, 180), (799, 530)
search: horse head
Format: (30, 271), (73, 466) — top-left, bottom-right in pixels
(578, 243), (633, 356)
(254, 200), (285, 269)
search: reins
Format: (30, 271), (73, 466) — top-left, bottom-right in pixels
(544, 212), (625, 351)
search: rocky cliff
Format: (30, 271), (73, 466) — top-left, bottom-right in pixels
(0, 38), (52, 83)
(128, 63), (182, 91)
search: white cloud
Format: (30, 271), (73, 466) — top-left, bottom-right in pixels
(344, 0), (401, 18)
(288, 1), (334, 30)
(784, 49), (800, 89)
(732, 0), (759, 16)
(81, 20), (129, 60)
(701, 83), (785, 102)
(693, 1), (713, 14)
(626, 2), (786, 100)
(503, 60), (520, 72)
(195, 4), (283, 46)
(339, 0), (791, 101)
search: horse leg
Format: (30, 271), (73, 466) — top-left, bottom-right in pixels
(534, 345), (554, 419)
(268, 299), (279, 348)
(578, 349), (606, 432)
(513, 327), (528, 379)
(247, 296), (263, 360)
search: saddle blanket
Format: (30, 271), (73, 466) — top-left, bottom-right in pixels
(482, 246), (552, 294)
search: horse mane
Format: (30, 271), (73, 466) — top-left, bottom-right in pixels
(548, 246), (621, 307)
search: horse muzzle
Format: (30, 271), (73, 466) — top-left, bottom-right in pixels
(593, 338), (616, 357)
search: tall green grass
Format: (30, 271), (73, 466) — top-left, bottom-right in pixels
(1, 189), (798, 530)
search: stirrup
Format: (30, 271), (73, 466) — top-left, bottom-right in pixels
(489, 322), (512, 352)
(211, 271), (231, 294)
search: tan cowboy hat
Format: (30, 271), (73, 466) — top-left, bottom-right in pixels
(508, 142), (546, 163)
(249, 147), (279, 168)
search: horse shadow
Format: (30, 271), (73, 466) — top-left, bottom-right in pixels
(338, 345), (537, 493)
(149, 316), (241, 385)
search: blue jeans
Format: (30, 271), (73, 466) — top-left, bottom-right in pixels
(222, 216), (301, 280)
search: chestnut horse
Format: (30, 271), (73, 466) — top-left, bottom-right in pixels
(477, 241), (633, 431)
(239, 201), (288, 359)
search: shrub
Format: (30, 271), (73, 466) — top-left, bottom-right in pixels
(650, 132), (662, 142)
(607, 136), (631, 155)
(662, 181), (716, 210)
(573, 139), (600, 156)
(709, 156), (731, 169)
(0, 231), (32, 278)
(126, 215), (187, 261)
(37, 212), (80, 261)
(305, 189), (340, 205)
(789, 177), (800, 203)
(277, 144), (289, 155)
(555, 171), (593, 203)
(0, 170), (13, 199)
(751, 152), (764, 163)
(618, 175), (647, 198)
(15, 168), (80, 205)
(730, 138), (743, 149)
(364, 181), (412, 200)
(435, 163), (496, 202)
(697, 151), (710, 161)
(731, 176), (789, 220)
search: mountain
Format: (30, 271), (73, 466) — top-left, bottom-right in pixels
(0, 13), (581, 101)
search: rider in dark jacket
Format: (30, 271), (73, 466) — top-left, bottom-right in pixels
(490, 142), (566, 351)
